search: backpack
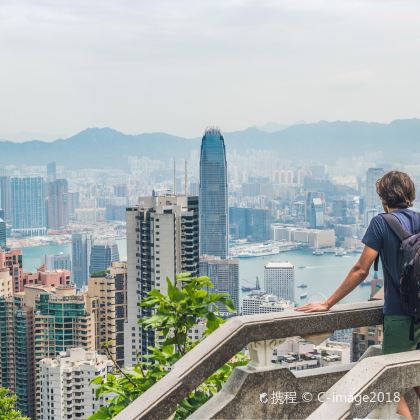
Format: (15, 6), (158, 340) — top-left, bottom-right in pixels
(375, 212), (420, 340)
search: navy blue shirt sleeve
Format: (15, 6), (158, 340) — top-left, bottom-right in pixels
(361, 215), (385, 252)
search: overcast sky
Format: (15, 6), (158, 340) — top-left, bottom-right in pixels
(1, 0), (420, 141)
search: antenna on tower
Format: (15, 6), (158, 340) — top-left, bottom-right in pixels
(184, 159), (188, 196)
(173, 159), (176, 195)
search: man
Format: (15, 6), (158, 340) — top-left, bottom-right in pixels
(296, 170), (420, 418)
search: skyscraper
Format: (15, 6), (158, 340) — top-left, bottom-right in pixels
(199, 128), (228, 258)
(46, 161), (57, 183)
(42, 253), (72, 271)
(89, 240), (120, 275)
(0, 176), (11, 223)
(125, 194), (199, 365)
(306, 191), (325, 229)
(11, 177), (46, 236)
(46, 179), (69, 230)
(365, 168), (385, 226)
(0, 296), (35, 418)
(86, 261), (128, 367)
(199, 256), (239, 317)
(0, 209), (6, 249)
(71, 233), (93, 289)
(264, 261), (295, 303)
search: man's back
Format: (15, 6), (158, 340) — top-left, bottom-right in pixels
(362, 208), (420, 315)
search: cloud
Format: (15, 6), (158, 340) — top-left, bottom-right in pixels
(0, 0), (420, 140)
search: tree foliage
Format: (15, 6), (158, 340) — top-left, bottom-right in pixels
(0, 388), (30, 420)
(89, 273), (247, 419)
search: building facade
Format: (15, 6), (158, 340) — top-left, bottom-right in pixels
(125, 194), (199, 365)
(199, 256), (239, 316)
(71, 233), (93, 289)
(199, 128), (228, 258)
(47, 179), (69, 230)
(242, 291), (294, 315)
(37, 348), (112, 420)
(86, 261), (128, 367)
(264, 261), (295, 303)
(89, 240), (120, 275)
(11, 177), (46, 236)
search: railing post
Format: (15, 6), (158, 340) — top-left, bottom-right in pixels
(248, 339), (285, 368)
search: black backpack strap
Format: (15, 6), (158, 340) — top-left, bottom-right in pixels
(373, 254), (380, 272)
(381, 213), (412, 242)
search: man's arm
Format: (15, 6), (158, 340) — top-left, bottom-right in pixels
(295, 245), (379, 313)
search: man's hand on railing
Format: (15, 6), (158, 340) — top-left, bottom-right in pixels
(295, 301), (331, 312)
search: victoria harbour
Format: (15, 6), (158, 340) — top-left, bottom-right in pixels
(21, 242), (372, 306)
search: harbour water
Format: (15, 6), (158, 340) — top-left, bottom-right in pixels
(20, 242), (373, 306)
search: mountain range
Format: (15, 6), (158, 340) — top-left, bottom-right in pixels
(1, 119), (420, 169)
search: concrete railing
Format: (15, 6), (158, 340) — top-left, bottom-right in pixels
(115, 300), (383, 420)
(308, 348), (420, 419)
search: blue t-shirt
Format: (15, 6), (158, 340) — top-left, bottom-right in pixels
(362, 208), (420, 315)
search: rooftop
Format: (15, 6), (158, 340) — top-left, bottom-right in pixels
(265, 261), (294, 269)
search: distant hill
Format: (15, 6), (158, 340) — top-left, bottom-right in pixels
(1, 119), (419, 169)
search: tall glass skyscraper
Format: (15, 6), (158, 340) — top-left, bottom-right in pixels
(11, 177), (46, 236)
(199, 128), (228, 258)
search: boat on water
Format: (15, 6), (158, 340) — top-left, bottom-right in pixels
(237, 248), (280, 258)
(300, 293), (308, 299)
(298, 266), (306, 269)
(335, 249), (347, 257)
(297, 283), (307, 288)
(312, 249), (324, 256)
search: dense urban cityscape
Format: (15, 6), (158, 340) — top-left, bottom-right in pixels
(2, 0), (420, 419)
(0, 124), (405, 419)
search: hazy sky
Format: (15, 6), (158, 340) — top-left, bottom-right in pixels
(1, 0), (420, 141)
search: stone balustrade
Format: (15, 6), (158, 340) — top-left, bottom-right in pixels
(115, 300), (383, 420)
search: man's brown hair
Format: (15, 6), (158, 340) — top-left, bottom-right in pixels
(376, 170), (416, 209)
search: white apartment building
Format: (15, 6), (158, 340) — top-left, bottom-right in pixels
(37, 348), (113, 420)
(125, 195), (199, 365)
(272, 225), (336, 249)
(242, 291), (294, 315)
(264, 261), (295, 303)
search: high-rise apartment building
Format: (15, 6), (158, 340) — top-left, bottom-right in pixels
(0, 176), (11, 223)
(0, 209), (6, 249)
(199, 128), (228, 258)
(264, 261), (295, 303)
(125, 194), (199, 365)
(89, 240), (120, 275)
(199, 256), (239, 316)
(37, 348), (112, 420)
(0, 296), (35, 419)
(11, 177), (46, 236)
(47, 179), (69, 230)
(242, 291), (294, 315)
(71, 233), (93, 289)
(365, 168), (385, 225)
(86, 261), (128, 367)
(33, 286), (96, 366)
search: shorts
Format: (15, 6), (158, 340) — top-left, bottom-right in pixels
(382, 315), (420, 355)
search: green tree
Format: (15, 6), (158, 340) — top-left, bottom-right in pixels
(0, 388), (30, 420)
(89, 273), (248, 419)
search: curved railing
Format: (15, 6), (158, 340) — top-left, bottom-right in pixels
(115, 300), (383, 420)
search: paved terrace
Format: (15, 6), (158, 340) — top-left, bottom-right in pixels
(115, 300), (420, 419)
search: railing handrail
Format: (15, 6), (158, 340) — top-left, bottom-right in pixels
(308, 348), (420, 419)
(116, 300), (383, 420)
